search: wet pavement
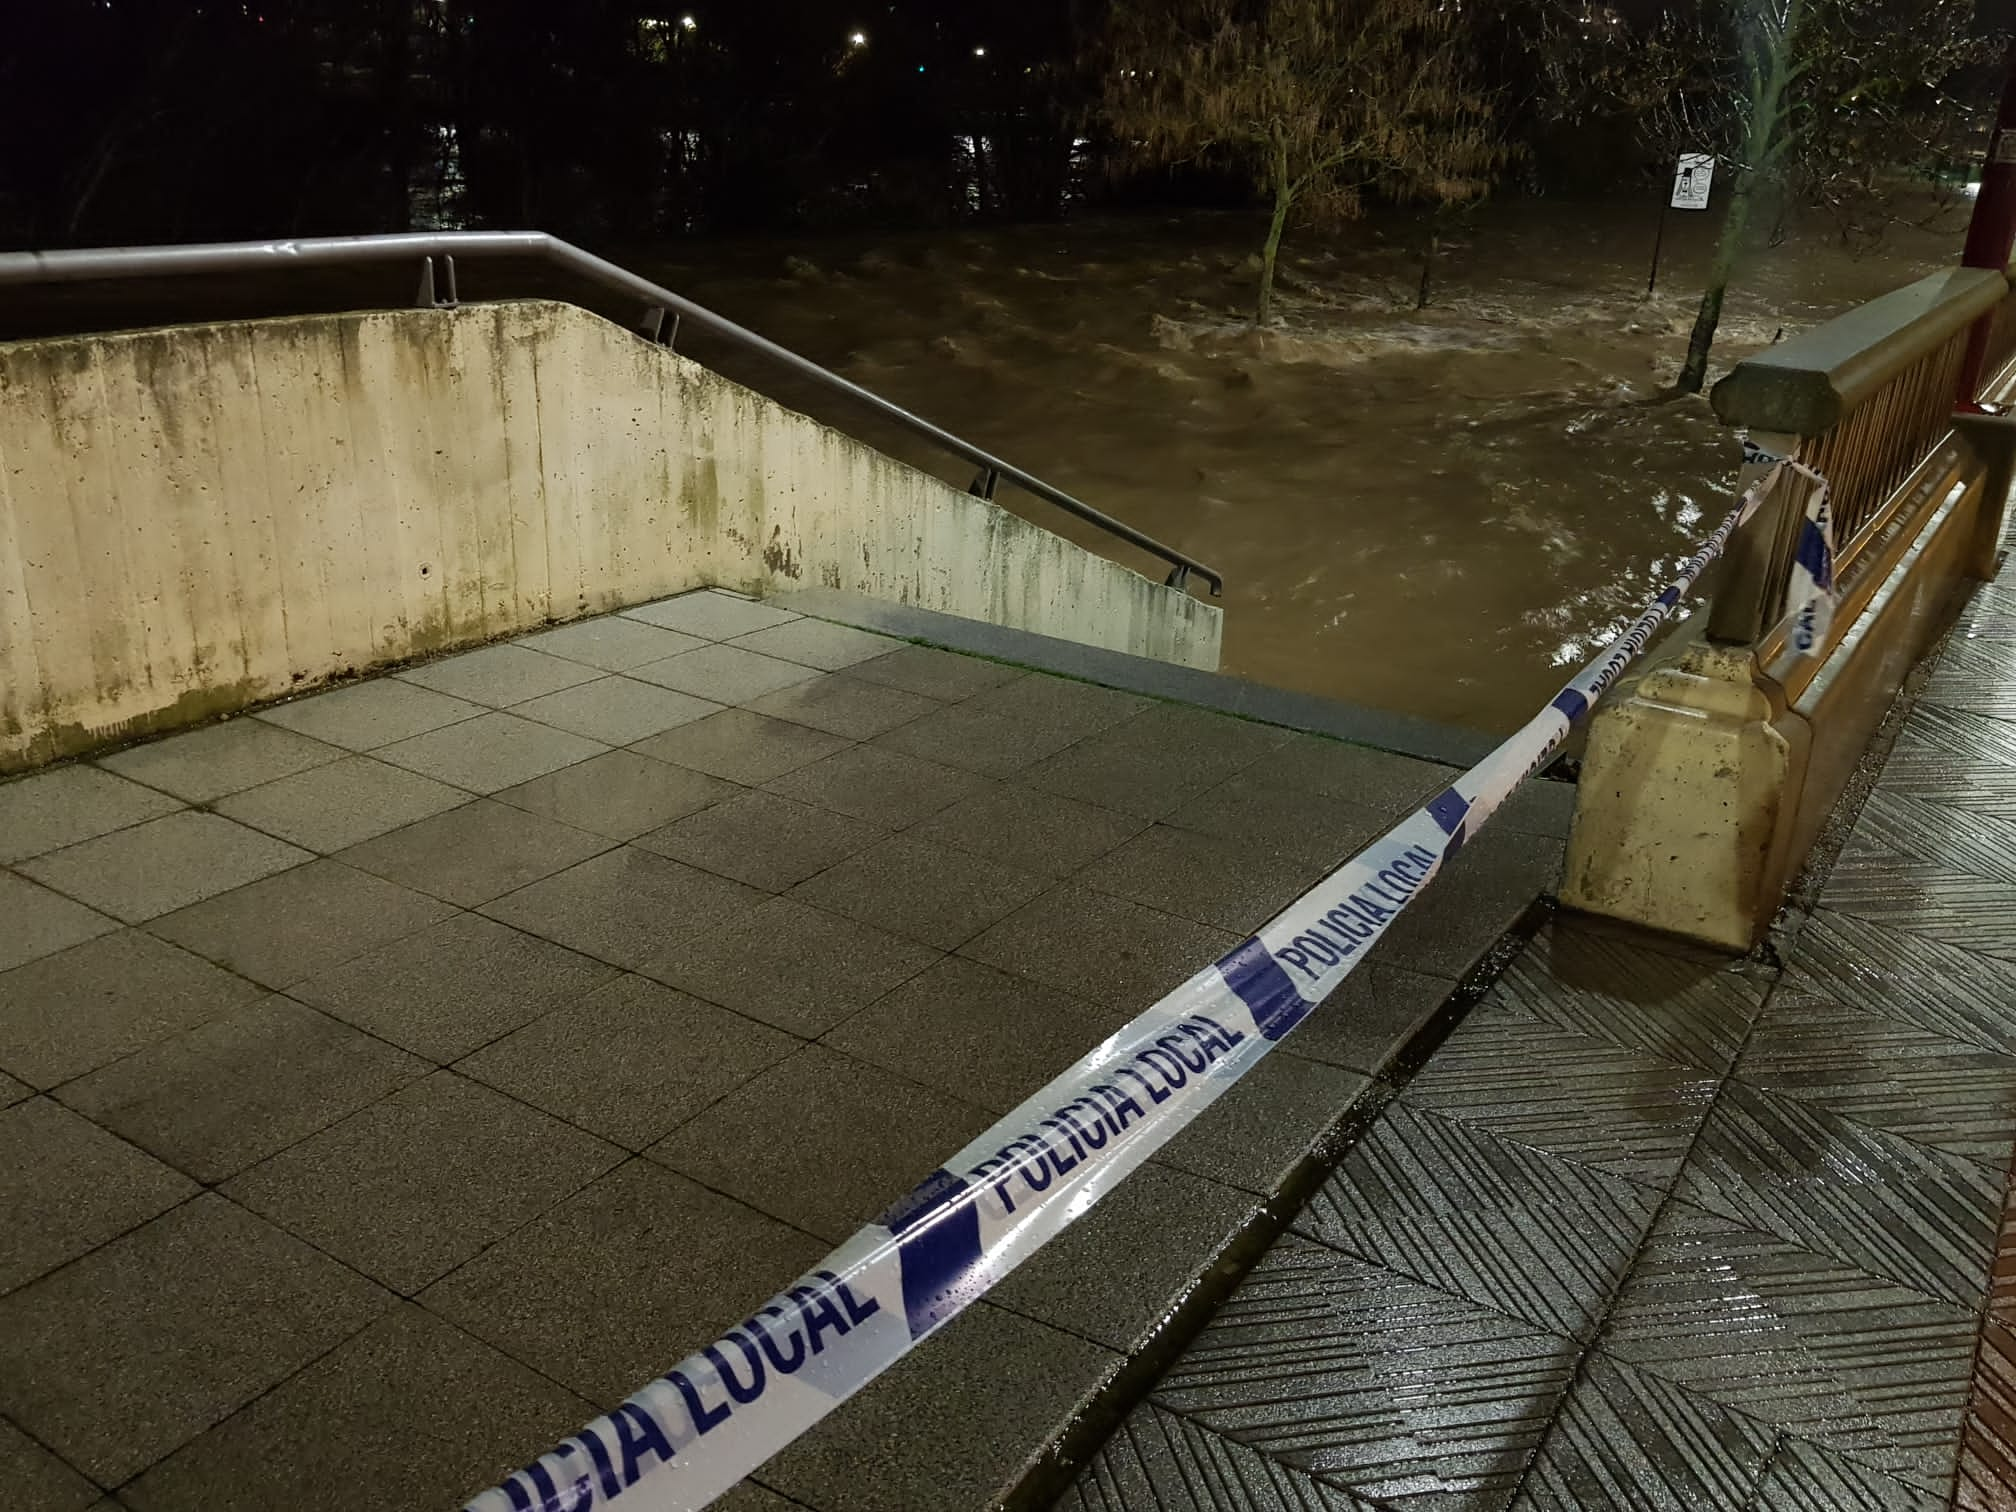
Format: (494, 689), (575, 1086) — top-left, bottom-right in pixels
(1062, 569), (2016, 1511)
(0, 590), (1569, 1512)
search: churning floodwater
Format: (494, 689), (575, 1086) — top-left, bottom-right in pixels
(646, 196), (1966, 732)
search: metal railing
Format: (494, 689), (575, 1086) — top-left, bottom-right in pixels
(1706, 266), (2006, 653)
(0, 231), (1223, 597)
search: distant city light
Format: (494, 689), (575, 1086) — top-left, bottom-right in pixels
(847, 29), (867, 47)
(680, 14), (696, 29)
(973, 46), (987, 57)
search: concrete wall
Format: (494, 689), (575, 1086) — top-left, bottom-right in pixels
(0, 301), (1218, 771)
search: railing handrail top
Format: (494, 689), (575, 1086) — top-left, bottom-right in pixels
(1710, 265), (2007, 435)
(0, 232), (1224, 596)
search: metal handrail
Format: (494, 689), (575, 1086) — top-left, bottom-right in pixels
(0, 231), (1223, 597)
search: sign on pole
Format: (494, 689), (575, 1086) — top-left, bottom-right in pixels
(1671, 153), (1716, 210)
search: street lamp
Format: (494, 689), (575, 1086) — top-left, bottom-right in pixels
(679, 14), (696, 30)
(847, 29), (867, 48)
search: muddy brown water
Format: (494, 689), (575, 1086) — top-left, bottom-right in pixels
(645, 196), (1967, 733)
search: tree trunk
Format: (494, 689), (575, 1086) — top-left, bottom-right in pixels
(1677, 152), (1755, 394)
(1675, 0), (1798, 393)
(1256, 144), (1293, 325)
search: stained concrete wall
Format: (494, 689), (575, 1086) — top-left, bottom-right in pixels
(0, 300), (1219, 771)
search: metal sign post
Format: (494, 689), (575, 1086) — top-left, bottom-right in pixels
(1648, 152), (1716, 297)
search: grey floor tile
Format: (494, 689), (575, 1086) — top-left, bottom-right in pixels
(373, 711), (609, 794)
(720, 1484), (808, 1511)
(252, 678), (486, 752)
(1019, 703), (1291, 820)
(1830, 788), (2016, 887)
(510, 675), (721, 745)
(1875, 710), (2016, 821)
(396, 644), (601, 707)
(650, 1045), (992, 1242)
(731, 618), (901, 670)
(995, 1163), (1259, 1353)
(848, 644), (1025, 702)
(636, 788), (885, 891)
(630, 707), (851, 785)
(1736, 988), (2016, 1167)
(629, 643), (821, 704)
(1401, 1003), (1719, 1186)
(1601, 1201), (1976, 1493)
(19, 813), (311, 925)
(964, 883), (1239, 1005)
(494, 749), (736, 841)
(120, 1304), (592, 1512)
(225, 1072), (621, 1294)
(98, 721), (342, 804)
(1079, 823), (1321, 934)
(0, 931), (265, 1090)
(0, 1194), (392, 1486)
(211, 757), (468, 854)
(147, 859), (455, 990)
(622, 589), (799, 640)
(1277, 959), (1457, 1078)
(0, 1098), (196, 1294)
(1243, 735), (1453, 808)
(1156, 1051), (1370, 1197)
(1298, 1103), (1661, 1341)
(458, 974), (799, 1149)
(1165, 773), (1391, 868)
(1747, 1434), (1943, 1512)
(0, 873), (118, 972)
(479, 847), (759, 974)
(0, 1069), (27, 1107)
(1675, 1079), (2002, 1308)
(760, 1301), (1119, 1512)
(56, 997), (427, 1183)
(0, 1416), (100, 1512)
(1059, 1401), (1371, 1512)
(912, 784), (1149, 882)
(823, 956), (1134, 1115)
(765, 744), (988, 827)
(337, 799), (612, 907)
(874, 675), (1150, 777)
(1496, 918), (1769, 1074)
(1509, 1353), (1775, 1512)
(516, 614), (705, 671)
(647, 894), (939, 1037)
(421, 1159), (825, 1402)
(0, 766), (182, 865)
(745, 672), (941, 740)
(290, 913), (619, 1062)
(1373, 824), (1560, 979)
(791, 834), (1048, 951)
(1488, 778), (1580, 842)
(1820, 855), (2016, 963)
(1152, 1235), (1580, 1507)
(1791, 909), (2016, 1055)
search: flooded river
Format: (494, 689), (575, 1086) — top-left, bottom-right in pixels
(647, 196), (1965, 732)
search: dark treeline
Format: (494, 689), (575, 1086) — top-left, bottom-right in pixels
(3, 0), (2008, 252)
(2, 0), (1104, 248)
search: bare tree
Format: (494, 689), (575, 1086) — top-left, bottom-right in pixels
(1099, 0), (1505, 325)
(1537, 0), (1990, 394)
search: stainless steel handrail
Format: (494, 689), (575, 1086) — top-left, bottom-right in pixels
(0, 231), (1224, 597)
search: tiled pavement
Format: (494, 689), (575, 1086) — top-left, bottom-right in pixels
(1062, 572), (2016, 1512)
(0, 590), (1573, 1512)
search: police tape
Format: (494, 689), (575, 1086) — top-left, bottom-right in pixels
(465, 457), (1829, 1512)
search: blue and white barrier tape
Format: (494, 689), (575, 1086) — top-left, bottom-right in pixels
(466, 458), (1827, 1512)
